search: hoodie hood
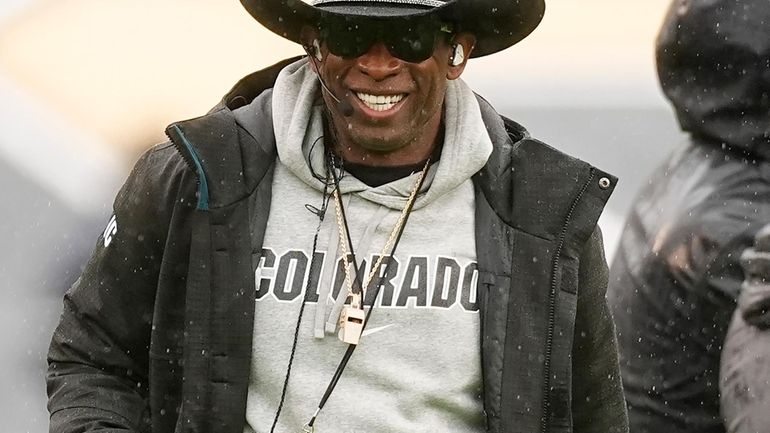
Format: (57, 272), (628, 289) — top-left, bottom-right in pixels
(656, 0), (770, 159)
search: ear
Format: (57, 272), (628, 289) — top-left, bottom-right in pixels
(446, 33), (476, 80)
(299, 26), (323, 71)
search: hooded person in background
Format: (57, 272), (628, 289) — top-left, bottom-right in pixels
(721, 224), (770, 433)
(46, 0), (629, 432)
(608, 0), (770, 432)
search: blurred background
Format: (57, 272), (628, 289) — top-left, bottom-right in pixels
(0, 0), (684, 431)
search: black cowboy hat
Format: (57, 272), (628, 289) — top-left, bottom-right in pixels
(239, 0), (546, 58)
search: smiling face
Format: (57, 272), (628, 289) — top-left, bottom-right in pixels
(305, 26), (475, 166)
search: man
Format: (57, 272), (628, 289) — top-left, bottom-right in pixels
(607, 0), (770, 432)
(720, 223), (770, 433)
(46, 0), (628, 432)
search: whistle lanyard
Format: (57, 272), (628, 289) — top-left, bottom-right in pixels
(302, 155), (430, 432)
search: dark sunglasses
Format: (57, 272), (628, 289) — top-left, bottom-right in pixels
(319, 18), (453, 63)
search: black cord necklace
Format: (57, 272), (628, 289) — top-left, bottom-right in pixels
(269, 168), (333, 433)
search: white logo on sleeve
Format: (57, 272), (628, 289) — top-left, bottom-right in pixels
(103, 214), (118, 247)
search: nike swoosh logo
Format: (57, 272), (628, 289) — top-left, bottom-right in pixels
(361, 324), (395, 337)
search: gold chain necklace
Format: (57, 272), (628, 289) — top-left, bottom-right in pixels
(332, 158), (430, 345)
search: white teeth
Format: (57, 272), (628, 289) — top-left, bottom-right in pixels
(355, 92), (406, 111)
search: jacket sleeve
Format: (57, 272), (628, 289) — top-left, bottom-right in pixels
(572, 227), (630, 433)
(46, 143), (185, 432)
(720, 224), (770, 433)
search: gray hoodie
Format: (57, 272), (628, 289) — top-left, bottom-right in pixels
(242, 59), (493, 433)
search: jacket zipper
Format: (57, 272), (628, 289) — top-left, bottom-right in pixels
(540, 170), (596, 433)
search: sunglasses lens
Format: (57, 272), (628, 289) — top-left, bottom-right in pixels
(387, 32), (436, 63)
(322, 21), (372, 58)
(321, 19), (447, 63)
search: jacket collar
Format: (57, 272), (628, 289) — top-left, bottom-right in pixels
(165, 58), (300, 210)
(473, 96), (616, 251)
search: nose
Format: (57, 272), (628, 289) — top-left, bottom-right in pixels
(355, 42), (401, 80)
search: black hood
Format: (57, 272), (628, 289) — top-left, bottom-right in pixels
(656, 0), (770, 159)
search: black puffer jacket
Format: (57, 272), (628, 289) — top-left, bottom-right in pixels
(608, 1), (770, 432)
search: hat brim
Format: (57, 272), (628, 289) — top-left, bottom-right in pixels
(240, 0), (545, 58)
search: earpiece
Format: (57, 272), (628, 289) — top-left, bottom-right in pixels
(449, 44), (465, 66)
(311, 39), (323, 62)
